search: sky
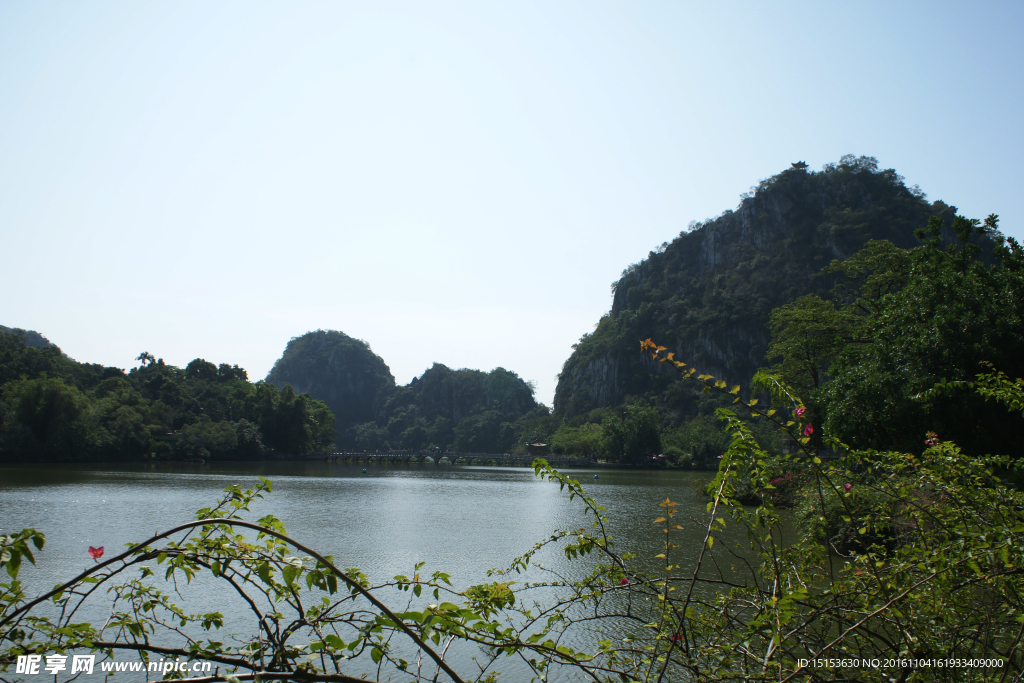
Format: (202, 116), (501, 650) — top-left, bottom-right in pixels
(2, 1), (1022, 407)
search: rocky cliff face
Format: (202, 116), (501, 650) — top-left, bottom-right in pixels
(266, 330), (395, 432)
(554, 156), (975, 417)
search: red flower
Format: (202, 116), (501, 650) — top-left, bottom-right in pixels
(88, 546), (104, 561)
(803, 423), (814, 436)
(794, 407), (806, 418)
(620, 578), (629, 585)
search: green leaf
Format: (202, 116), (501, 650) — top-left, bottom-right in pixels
(282, 564), (298, 587)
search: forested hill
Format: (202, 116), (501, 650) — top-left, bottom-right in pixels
(266, 330), (544, 452)
(265, 330), (396, 436)
(554, 155), (994, 417)
(369, 363), (542, 453)
(0, 326), (62, 353)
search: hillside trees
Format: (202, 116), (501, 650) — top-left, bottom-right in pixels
(0, 376), (90, 459)
(344, 364), (542, 453)
(600, 403), (662, 464)
(812, 216), (1024, 456)
(0, 334), (335, 462)
(243, 382), (335, 455)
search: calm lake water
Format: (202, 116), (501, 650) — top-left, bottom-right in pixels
(1, 461), (741, 680)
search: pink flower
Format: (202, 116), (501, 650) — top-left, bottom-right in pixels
(803, 423), (814, 436)
(88, 546), (104, 561)
(794, 407), (806, 418)
(843, 483), (852, 493)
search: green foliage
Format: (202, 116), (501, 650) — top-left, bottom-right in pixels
(0, 331), (77, 388)
(452, 410), (505, 452)
(662, 414), (731, 468)
(597, 402), (663, 463)
(765, 293), (856, 395)
(764, 294), (858, 450)
(819, 217), (1024, 456)
(622, 402), (662, 463)
(244, 382), (335, 455)
(3, 346), (1024, 681)
(0, 334), (335, 462)
(340, 364), (541, 452)
(0, 376), (90, 459)
(179, 415), (238, 459)
(380, 364), (540, 451)
(549, 422), (604, 457)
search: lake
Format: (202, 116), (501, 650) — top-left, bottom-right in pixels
(1, 461), (736, 680)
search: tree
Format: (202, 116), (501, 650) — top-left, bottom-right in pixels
(428, 416), (453, 450)
(243, 382), (334, 455)
(821, 217), (1024, 455)
(452, 411), (503, 452)
(105, 405), (151, 460)
(764, 294), (856, 450)
(400, 422), (428, 450)
(765, 294), (854, 395)
(347, 421), (388, 451)
(0, 377), (90, 460)
(662, 415), (731, 467)
(602, 403), (662, 463)
(622, 403), (662, 463)
(179, 415), (237, 459)
(185, 359), (219, 382)
(549, 422), (604, 457)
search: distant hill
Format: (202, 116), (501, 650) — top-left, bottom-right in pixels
(397, 363), (538, 424)
(266, 330), (542, 451)
(553, 155), (996, 419)
(0, 326), (63, 354)
(266, 330), (396, 436)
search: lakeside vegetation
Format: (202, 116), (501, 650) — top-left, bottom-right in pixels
(2, 343), (1021, 681)
(0, 338), (334, 462)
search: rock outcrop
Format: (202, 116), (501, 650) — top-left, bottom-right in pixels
(266, 330), (395, 433)
(554, 155), (990, 417)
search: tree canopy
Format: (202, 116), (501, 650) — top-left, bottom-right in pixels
(0, 332), (334, 462)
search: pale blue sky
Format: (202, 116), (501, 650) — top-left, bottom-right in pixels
(2, 1), (1022, 406)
